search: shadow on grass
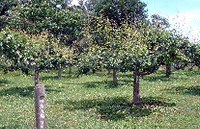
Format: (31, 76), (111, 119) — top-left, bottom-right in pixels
(166, 85), (200, 96)
(120, 72), (133, 78)
(177, 70), (200, 76)
(1, 125), (22, 129)
(0, 85), (61, 97)
(157, 69), (200, 76)
(82, 80), (125, 89)
(94, 71), (109, 77)
(56, 96), (176, 121)
(0, 122), (30, 129)
(40, 74), (77, 80)
(143, 75), (180, 82)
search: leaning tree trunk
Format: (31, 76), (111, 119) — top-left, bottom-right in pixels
(166, 64), (171, 77)
(133, 71), (140, 106)
(113, 69), (118, 83)
(35, 65), (39, 86)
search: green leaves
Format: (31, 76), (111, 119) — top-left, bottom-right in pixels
(82, 16), (162, 74)
(0, 0), (86, 74)
(0, 29), (30, 72)
(94, 0), (148, 25)
(0, 28), (74, 74)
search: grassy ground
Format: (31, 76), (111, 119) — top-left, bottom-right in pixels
(0, 68), (200, 129)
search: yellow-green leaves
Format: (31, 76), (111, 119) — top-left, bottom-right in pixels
(82, 16), (163, 72)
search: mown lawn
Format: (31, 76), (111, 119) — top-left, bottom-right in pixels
(0, 68), (200, 129)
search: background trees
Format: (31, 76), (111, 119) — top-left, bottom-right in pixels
(150, 14), (191, 77)
(185, 43), (200, 69)
(119, 24), (165, 105)
(77, 0), (149, 81)
(0, 29), (28, 73)
(82, 17), (170, 104)
(0, 28), (73, 85)
(0, 0), (199, 106)
(93, 0), (148, 25)
(0, 0), (81, 84)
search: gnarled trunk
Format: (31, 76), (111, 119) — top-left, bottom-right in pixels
(113, 69), (118, 83)
(166, 64), (171, 77)
(133, 71), (140, 106)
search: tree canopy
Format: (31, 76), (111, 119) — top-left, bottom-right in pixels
(90, 0), (148, 25)
(0, 0), (199, 106)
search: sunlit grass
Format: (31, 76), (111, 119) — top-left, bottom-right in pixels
(0, 68), (200, 128)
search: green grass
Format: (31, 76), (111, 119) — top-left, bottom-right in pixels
(0, 68), (200, 129)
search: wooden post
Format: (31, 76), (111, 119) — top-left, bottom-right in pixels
(35, 84), (46, 129)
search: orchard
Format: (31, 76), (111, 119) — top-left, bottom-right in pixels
(0, 0), (199, 128)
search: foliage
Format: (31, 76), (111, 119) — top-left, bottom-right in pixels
(79, 16), (169, 104)
(0, 0), (18, 30)
(0, 0), (85, 79)
(13, 0), (86, 46)
(185, 43), (200, 68)
(1, 0), (86, 49)
(0, 0), (17, 16)
(150, 14), (192, 76)
(157, 32), (189, 64)
(151, 14), (189, 66)
(151, 14), (170, 29)
(93, 0), (148, 25)
(86, 17), (163, 74)
(43, 7), (86, 46)
(82, 17), (158, 73)
(0, 29), (29, 72)
(0, 29), (73, 75)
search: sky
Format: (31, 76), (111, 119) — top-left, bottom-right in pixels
(71, 0), (200, 43)
(142, 0), (200, 43)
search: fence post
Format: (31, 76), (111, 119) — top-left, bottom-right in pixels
(35, 84), (46, 129)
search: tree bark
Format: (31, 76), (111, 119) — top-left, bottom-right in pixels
(133, 71), (140, 106)
(107, 69), (111, 75)
(68, 65), (72, 74)
(166, 64), (171, 77)
(35, 84), (46, 129)
(113, 69), (118, 83)
(35, 65), (39, 86)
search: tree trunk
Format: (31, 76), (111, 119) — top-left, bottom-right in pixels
(133, 71), (140, 106)
(107, 69), (111, 74)
(166, 64), (171, 77)
(58, 64), (62, 78)
(113, 69), (118, 83)
(35, 65), (39, 86)
(68, 65), (72, 74)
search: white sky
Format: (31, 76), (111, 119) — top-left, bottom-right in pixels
(168, 10), (200, 43)
(143, 0), (200, 43)
(71, 0), (79, 6)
